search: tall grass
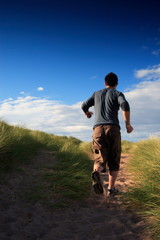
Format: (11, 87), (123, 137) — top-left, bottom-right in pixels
(0, 121), (92, 207)
(0, 121), (43, 170)
(126, 138), (160, 239)
(121, 140), (136, 153)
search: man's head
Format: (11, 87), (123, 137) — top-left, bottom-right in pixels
(104, 72), (118, 87)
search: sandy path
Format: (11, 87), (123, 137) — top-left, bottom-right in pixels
(0, 152), (152, 240)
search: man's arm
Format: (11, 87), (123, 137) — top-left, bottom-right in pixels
(81, 93), (94, 118)
(122, 110), (133, 133)
(118, 93), (133, 133)
(84, 111), (93, 118)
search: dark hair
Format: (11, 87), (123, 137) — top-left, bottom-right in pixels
(104, 72), (118, 86)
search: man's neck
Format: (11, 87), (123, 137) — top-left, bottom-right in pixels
(106, 86), (116, 90)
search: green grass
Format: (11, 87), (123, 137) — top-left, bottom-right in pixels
(125, 138), (160, 239)
(0, 121), (43, 170)
(39, 140), (92, 207)
(121, 140), (136, 153)
(0, 121), (92, 207)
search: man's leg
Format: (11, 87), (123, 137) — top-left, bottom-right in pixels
(93, 160), (104, 173)
(92, 126), (104, 194)
(108, 170), (119, 189)
(92, 153), (104, 194)
(105, 125), (121, 194)
(92, 126), (104, 173)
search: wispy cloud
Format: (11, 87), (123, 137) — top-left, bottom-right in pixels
(121, 78), (160, 139)
(134, 64), (160, 79)
(90, 75), (98, 79)
(121, 64), (160, 141)
(154, 37), (160, 45)
(152, 49), (160, 56)
(37, 87), (44, 91)
(141, 45), (148, 50)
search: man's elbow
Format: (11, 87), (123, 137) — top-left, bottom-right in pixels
(81, 103), (87, 113)
(121, 102), (130, 111)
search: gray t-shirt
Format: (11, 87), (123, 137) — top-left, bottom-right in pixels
(81, 88), (130, 128)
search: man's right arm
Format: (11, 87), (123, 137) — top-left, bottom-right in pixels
(81, 94), (94, 118)
(122, 110), (133, 133)
(118, 93), (133, 133)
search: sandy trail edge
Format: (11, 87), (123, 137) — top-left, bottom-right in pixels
(0, 151), (152, 240)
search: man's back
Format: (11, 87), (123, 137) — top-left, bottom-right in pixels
(82, 88), (130, 128)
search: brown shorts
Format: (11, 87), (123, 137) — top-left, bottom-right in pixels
(92, 125), (121, 171)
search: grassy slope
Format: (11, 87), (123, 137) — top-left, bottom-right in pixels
(0, 121), (92, 207)
(1, 121), (160, 237)
(125, 138), (160, 239)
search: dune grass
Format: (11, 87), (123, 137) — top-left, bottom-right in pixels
(125, 138), (160, 239)
(121, 139), (136, 153)
(0, 121), (92, 207)
(2, 119), (159, 238)
(0, 121), (43, 170)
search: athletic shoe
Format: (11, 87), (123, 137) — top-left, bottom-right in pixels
(91, 171), (103, 194)
(101, 167), (107, 173)
(107, 188), (119, 196)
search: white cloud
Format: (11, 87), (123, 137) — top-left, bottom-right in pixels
(122, 64), (160, 141)
(134, 64), (160, 79)
(37, 87), (44, 91)
(0, 96), (94, 141)
(0, 65), (160, 142)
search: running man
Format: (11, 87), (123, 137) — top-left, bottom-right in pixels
(82, 72), (133, 195)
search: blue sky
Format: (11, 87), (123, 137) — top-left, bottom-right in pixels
(0, 0), (160, 141)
